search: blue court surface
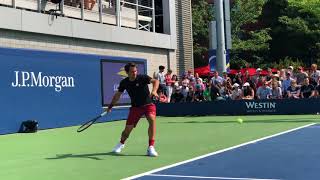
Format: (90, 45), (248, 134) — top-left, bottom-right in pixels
(126, 123), (320, 180)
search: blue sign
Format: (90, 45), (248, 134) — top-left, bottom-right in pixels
(0, 47), (145, 134)
(209, 49), (230, 73)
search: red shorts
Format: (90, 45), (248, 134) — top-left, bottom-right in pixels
(126, 103), (156, 127)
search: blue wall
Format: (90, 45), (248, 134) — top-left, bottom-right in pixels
(0, 47), (145, 134)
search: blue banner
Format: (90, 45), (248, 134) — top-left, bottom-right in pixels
(0, 47), (145, 134)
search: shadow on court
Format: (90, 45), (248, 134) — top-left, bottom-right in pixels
(165, 118), (320, 124)
(46, 152), (147, 160)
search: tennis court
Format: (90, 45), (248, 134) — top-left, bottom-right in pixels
(0, 115), (318, 180)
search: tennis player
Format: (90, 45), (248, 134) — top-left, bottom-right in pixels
(106, 62), (160, 157)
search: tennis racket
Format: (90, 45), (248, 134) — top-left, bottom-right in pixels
(77, 111), (108, 132)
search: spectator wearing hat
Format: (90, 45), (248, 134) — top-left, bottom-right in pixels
(300, 78), (316, 98)
(231, 83), (242, 100)
(287, 66), (294, 76)
(287, 80), (300, 99)
(267, 74), (281, 88)
(295, 66), (308, 85)
(252, 68), (262, 85)
(242, 82), (254, 100)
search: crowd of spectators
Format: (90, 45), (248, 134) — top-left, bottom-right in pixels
(153, 64), (320, 103)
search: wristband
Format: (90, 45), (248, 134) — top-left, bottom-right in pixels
(108, 104), (114, 109)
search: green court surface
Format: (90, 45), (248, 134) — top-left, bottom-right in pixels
(0, 115), (318, 180)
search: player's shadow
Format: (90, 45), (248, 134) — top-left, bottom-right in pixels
(45, 152), (147, 160)
(166, 118), (319, 124)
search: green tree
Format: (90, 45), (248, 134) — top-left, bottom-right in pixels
(229, 0), (271, 68)
(192, 0), (214, 68)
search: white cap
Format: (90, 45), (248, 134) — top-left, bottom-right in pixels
(288, 66), (294, 70)
(243, 82), (250, 86)
(233, 83), (240, 88)
(256, 68), (262, 72)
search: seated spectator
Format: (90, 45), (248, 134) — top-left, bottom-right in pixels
(242, 82), (254, 100)
(194, 73), (203, 84)
(158, 90), (168, 103)
(270, 82), (282, 99)
(187, 86), (195, 102)
(256, 81), (272, 99)
(180, 85), (189, 102)
(231, 83), (242, 100)
(282, 72), (294, 97)
(316, 84), (320, 97)
(300, 78), (315, 98)
(287, 80), (300, 99)
(210, 80), (221, 101)
(222, 72), (231, 84)
(171, 86), (184, 103)
(203, 83), (211, 101)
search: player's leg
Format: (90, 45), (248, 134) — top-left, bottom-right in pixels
(145, 104), (158, 157)
(112, 106), (143, 154)
(112, 125), (134, 153)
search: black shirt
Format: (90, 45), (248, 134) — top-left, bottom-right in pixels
(300, 84), (314, 98)
(118, 74), (152, 107)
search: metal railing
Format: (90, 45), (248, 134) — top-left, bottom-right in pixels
(0, 0), (155, 32)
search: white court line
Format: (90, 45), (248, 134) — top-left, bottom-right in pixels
(147, 174), (281, 180)
(123, 123), (316, 180)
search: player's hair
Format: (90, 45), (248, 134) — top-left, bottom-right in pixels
(125, 62), (136, 73)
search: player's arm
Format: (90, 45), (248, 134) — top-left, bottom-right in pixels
(150, 78), (159, 98)
(106, 91), (123, 113)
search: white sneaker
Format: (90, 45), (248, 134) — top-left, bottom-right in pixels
(147, 146), (158, 157)
(112, 143), (125, 154)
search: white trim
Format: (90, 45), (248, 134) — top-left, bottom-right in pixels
(147, 174), (281, 180)
(123, 123), (316, 180)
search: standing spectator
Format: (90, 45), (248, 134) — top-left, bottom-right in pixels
(171, 74), (179, 90)
(231, 83), (242, 100)
(265, 68), (273, 82)
(256, 81), (272, 99)
(287, 80), (300, 99)
(165, 69), (174, 103)
(300, 78), (316, 98)
(270, 82), (282, 99)
(242, 82), (255, 100)
(241, 70), (250, 84)
(180, 85), (189, 102)
(287, 66), (294, 77)
(252, 68), (262, 84)
(154, 65), (166, 95)
(233, 72), (243, 86)
(187, 86), (196, 102)
(296, 66), (308, 85)
(310, 64), (320, 86)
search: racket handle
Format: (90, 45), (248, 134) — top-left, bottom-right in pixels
(101, 111), (108, 117)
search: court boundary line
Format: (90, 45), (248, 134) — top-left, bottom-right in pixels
(147, 174), (282, 180)
(123, 123), (316, 180)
